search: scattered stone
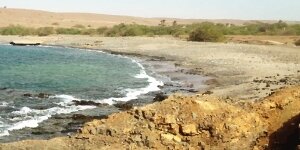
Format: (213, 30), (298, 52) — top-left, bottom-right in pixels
(161, 133), (174, 141)
(187, 89), (198, 93)
(145, 136), (157, 148)
(37, 93), (50, 98)
(106, 128), (117, 136)
(173, 136), (182, 142)
(23, 93), (32, 97)
(184, 83), (194, 88)
(130, 135), (142, 142)
(153, 92), (168, 102)
(75, 134), (89, 140)
(142, 110), (154, 120)
(0, 87), (8, 90)
(72, 114), (108, 121)
(148, 122), (156, 130)
(164, 115), (177, 124)
(202, 91), (213, 95)
(73, 100), (108, 107)
(180, 124), (198, 136)
(279, 78), (287, 83)
(192, 112), (198, 119)
(114, 102), (134, 110)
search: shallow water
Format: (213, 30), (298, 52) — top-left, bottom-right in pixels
(0, 45), (162, 138)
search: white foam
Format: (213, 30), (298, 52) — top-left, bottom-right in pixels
(0, 104), (96, 137)
(12, 107), (32, 115)
(0, 102), (8, 107)
(99, 59), (163, 105)
(50, 94), (78, 106)
(0, 130), (9, 137)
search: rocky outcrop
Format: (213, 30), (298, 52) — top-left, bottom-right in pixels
(75, 94), (266, 149)
(1, 86), (300, 150)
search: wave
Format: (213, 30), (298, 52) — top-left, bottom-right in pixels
(0, 104), (96, 137)
(98, 59), (163, 105)
(0, 46), (163, 137)
(0, 102), (8, 107)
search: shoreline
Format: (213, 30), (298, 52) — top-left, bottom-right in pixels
(0, 35), (299, 149)
(0, 43), (209, 143)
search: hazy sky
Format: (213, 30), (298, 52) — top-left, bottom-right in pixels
(0, 0), (299, 21)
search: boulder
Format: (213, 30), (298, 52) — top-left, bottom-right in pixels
(37, 93), (50, 98)
(73, 100), (108, 107)
(23, 93), (32, 97)
(153, 92), (168, 102)
(114, 102), (133, 110)
(161, 133), (181, 143)
(164, 115), (177, 124)
(180, 124), (198, 136)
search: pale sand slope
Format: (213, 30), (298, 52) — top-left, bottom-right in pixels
(0, 35), (299, 101)
(0, 8), (298, 28)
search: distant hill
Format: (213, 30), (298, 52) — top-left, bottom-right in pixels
(0, 8), (299, 28)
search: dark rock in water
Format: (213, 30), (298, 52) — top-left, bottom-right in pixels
(37, 93), (51, 98)
(158, 85), (164, 89)
(114, 102), (134, 111)
(71, 114), (108, 121)
(0, 87), (8, 90)
(72, 100), (108, 107)
(60, 128), (78, 134)
(31, 131), (55, 135)
(153, 92), (168, 102)
(23, 93), (33, 97)
(186, 89), (198, 93)
(31, 105), (50, 110)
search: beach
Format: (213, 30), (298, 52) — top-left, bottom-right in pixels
(0, 35), (300, 149)
(1, 35), (299, 100)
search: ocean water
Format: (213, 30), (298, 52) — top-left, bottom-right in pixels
(0, 45), (162, 137)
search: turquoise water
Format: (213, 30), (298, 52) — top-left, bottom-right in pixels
(0, 45), (162, 137)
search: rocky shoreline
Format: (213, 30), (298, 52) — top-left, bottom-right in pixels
(0, 35), (300, 149)
(1, 86), (300, 149)
(0, 42), (209, 143)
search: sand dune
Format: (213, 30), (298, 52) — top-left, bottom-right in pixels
(0, 8), (298, 28)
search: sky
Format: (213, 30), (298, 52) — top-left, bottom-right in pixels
(0, 0), (299, 21)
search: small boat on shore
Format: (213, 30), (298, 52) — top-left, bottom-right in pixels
(9, 40), (41, 46)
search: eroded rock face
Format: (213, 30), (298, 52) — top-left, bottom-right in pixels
(72, 93), (266, 149)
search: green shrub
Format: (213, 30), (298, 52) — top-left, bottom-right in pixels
(81, 29), (97, 35)
(0, 21), (299, 37)
(295, 39), (300, 46)
(37, 27), (55, 36)
(96, 27), (108, 35)
(0, 25), (35, 35)
(56, 28), (81, 35)
(188, 25), (224, 42)
(146, 32), (155, 37)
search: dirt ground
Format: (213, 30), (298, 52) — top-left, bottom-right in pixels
(0, 8), (275, 28)
(227, 35), (300, 46)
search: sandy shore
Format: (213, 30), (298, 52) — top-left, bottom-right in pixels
(0, 35), (300, 149)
